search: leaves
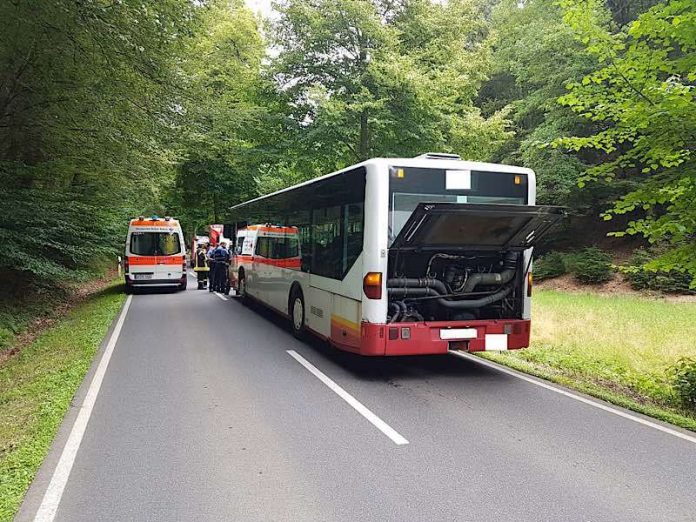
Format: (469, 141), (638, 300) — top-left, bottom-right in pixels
(553, 0), (696, 282)
(269, 0), (510, 168)
(0, 0), (201, 283)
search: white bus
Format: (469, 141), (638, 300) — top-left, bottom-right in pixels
(227, 153), (561, 356)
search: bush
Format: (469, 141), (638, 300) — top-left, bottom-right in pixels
(534, 252), (567, 281)
(669, 358), (696, 410)
(566, 247), (613, 285)
(625, 249), (695, 294)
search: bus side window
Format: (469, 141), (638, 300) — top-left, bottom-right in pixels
(343, 203), (364, 273)
(286, 210), (312, 272)
(312, 206), (342, 279)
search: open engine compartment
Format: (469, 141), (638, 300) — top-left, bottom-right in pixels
(386, 250), (524, 323)
(384, 202), (563, 324)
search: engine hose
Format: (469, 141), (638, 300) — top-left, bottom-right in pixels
(387, 277), (448, 295)
(388, 302), (401, 323)
(387, 258), (516, 309)
(387, 287), (442, 298)
(460, 252), (519, 293)
(435, 286), (512, 309)
(388, 284), (511, 309)
(397, 301), (408, 317)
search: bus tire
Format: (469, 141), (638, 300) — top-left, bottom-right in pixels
(289, 287), (305, 339)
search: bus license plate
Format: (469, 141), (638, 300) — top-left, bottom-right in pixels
(440, 328), (477, 340)
(133, 273), (153, 280)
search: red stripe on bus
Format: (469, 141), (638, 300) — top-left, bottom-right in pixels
(243, 225), (298, 234)
(234, 256), (301, 269)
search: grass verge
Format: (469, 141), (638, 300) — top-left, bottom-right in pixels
(0, 282), (124, 522)
(479, 289), (696, 431)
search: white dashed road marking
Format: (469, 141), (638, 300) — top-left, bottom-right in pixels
(287, 350), (409, 446)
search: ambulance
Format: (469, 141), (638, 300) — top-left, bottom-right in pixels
(124, 216), (187, 293)
(230, 225), (301, 301)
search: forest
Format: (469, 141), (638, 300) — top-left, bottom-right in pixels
(1, 0), (694, 291)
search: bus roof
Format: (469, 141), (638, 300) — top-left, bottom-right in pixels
(229, 156), (534, 211)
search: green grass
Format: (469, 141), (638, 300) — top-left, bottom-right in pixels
(481, 289), (696, 430)
(0, 259), (118, 352)
(0, 283), (124, 522)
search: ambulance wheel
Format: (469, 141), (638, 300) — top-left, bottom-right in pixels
(179, 281), (187, 291)
(237, 271), (247, 304)
(289, 287), (305, 339)
(125, 284), (134, 295)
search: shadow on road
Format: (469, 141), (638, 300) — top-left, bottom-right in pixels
(125, 286), (181, 295)
(239, 297), (499, 384)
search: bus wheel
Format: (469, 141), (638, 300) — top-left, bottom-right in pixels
(290, 288), (305, 338)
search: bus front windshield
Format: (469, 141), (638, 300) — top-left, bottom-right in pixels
(388, 166), (528, 243)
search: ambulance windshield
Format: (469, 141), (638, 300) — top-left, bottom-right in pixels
(130, 232), (181, 256)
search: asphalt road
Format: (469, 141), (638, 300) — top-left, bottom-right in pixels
(18, 273), (696, 521)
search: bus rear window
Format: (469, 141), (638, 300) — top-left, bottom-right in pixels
(130, 232), (181, 256)
(389, 167), (527, 242)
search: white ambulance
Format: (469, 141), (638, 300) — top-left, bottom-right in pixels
(124, 216), (187, 293)
(230, 225), (301, 301)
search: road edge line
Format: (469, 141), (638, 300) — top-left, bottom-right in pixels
(286, 350), (409, 446)
(450, 350), (696, 445)
(33, 295), (133, 522)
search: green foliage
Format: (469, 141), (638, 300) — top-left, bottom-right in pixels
(534, 252), (568, 280)
(555, 0), (696, 285)
(669, 358), (696, 410)
(565, 247), (614, 284)
(165, 1), (280, 234)
(0, 185), (131, 283)
(0, 0), (200, 284)
(481, 0), (593, 206)
(270, 0), (511, 173)
(2, 0), (684, 289)
(625, 249), (695, 294)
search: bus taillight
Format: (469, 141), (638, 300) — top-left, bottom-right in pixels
(363, 272), (382, 300)
(527, 272), (533, 297)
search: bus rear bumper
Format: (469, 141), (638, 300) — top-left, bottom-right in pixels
(359, 319), (531, 356)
